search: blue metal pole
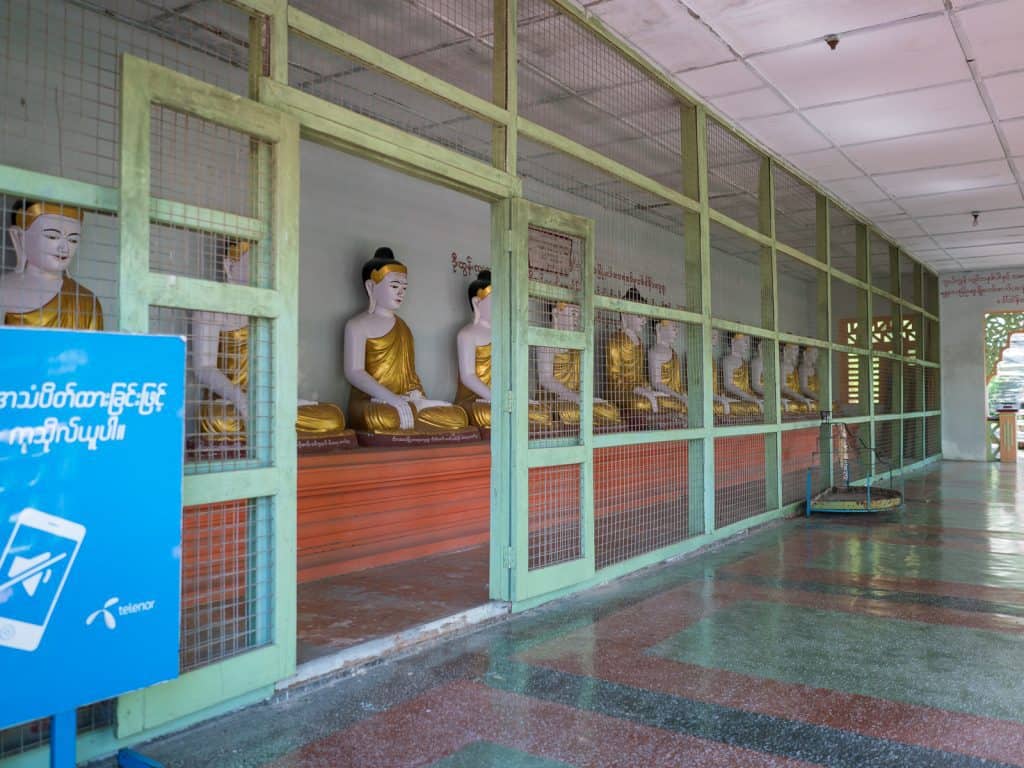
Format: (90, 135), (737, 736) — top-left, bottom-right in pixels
(50, 711), (75, 768)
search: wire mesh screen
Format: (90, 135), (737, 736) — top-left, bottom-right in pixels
(707, 118), (764, 234)
(923, 270), (939, 314)
(829, 203), (862, 279)
(833, 422), (869, 486)
(872, 355), (900, 416)
(925, 366), (940, 411)
(832, 277), (867, 349)
(774, 165), (818, 260)
(777, 253), (826, 339)
(714, 330), (767, 426)
(519, 137), (690, 311)
(595, 440), (698, 569)
(870, 232), (894, 294)
(903, 362), (922, 414)
(925, 317), (940, 363)
(517, 0), (685, 191)
(0, 701), (113, 760)
(711, 220), (770, 328)
(926, 414), (941, 457)
(180, 497), (274, 672)
(150, 306), (274, 473)
(873, 419), (900, 473)
(528, 463), (582, 571)
(903, 417), (923, 465)
(781, 343), (824, 422)
(834, 350), (869, 418)
(715, 434), (767, 529)
(1, 195), (119, 330)
(595, 307), (689, 431)
(290, 0), (494, 101)
(872, 292), (899, 356)
(781, 427), (823, 507)
(902, 309), (921, 359)
(0, 0), (250, 189)
(901, 257), (921, 305)
(527, 223), (590, 445)
(287, 32), (492, 163)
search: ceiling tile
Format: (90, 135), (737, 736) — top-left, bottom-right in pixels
(682, 0), (944, 57)
(826, 176), (888, 202)
(986, 71), (1024, 120)
(743, 112), (832, 153)
(591, 0), (734, 72)
(855, 200), (905, 217)
(940, 242), (1024, 258)
(926, 259), (964, 272)
(804, 82), (989, 144)
(788, 148), (861, 181)
(894, 236), (939, 251)
(712, 87), (790, 119)
(874, 160), (1015, 198)
(918, 207), (1024, 234)
(751, 16), (968, 109)
(1005, 119), (1024, 155)
(897, 184), (1024, 216)
(843, 124), (1004, 174)
(957, 0), (1024, 76)
(879, 219), (926, 238)
(676, 61), (762, 97)
(933, 226), (1024, 248)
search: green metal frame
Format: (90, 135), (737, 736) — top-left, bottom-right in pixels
(115, 54), (301, 737)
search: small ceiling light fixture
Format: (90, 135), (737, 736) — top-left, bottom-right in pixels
(825, 34), (840, 51)
(972, 210), (980, 227)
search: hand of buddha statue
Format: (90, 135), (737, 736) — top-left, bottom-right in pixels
(372, 393), (415, 430)
(635, 386), (660, 413)
(407, 389), (455, 410)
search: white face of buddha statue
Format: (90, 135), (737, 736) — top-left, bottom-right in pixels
(656, 320), (678, 345)
(473, 292), (492, 325)
(224, 246), (251, 286)
(621, 312), (646, 336)
(731, 334), (749, 359)
(803, 346), (819, 367)
(12, 213), (81, 277)
(366, 272), (408, 312)
(781, 343), (798, 366)
(552, 302), (580, 331)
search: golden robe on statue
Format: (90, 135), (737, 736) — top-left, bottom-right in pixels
(200, 325), (348, 441)
(605, 330), (686, 415)
(543, 348), (620, 426)
(658, 350), (688, 413)
(348, 317), (468, 433)
(716, 362), (762, 418)
(4, 277), (103, 330)
(782, 370), (814, 415)
(455, 342), (550, 428)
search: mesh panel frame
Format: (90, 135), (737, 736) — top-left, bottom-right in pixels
(707, 118), (764, 234)
(714, 434), (767, 528)
(527, 463), (582, 571)
(781, 427), (824, 507)
(773, 165), (818, 260)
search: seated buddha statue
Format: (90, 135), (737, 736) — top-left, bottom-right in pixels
(780, 342), (814, 415)
(193, 241), (350, 443)
(647, 319), (687, 413)
(798, 346), (822, 414)
(604, 287), (685, 420)
(719, 333), (764, 418)
(536, 301), (620, 426)
(455, 269), (550, 429)
(344, 247), (468, 434)
(710, 328), (735, 417)
(1, 201), (102, 329)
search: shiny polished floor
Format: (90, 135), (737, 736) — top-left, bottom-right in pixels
(130, 461), (1024, 767)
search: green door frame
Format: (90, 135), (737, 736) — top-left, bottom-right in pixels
(115, 54), (300, 737)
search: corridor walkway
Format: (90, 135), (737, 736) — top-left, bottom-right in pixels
(129, 461), (1024, 767)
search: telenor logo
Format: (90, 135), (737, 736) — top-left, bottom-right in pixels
(86, 596), (119, 630)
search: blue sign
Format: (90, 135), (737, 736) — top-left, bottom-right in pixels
(0, 327), (185, 728)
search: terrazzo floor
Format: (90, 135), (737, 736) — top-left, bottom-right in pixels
(117, 461), (1024, 767)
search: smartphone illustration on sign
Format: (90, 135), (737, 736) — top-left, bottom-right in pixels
(0, 508), (85, 652)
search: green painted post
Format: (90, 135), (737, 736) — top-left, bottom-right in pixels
(760, 158), (780, 514)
